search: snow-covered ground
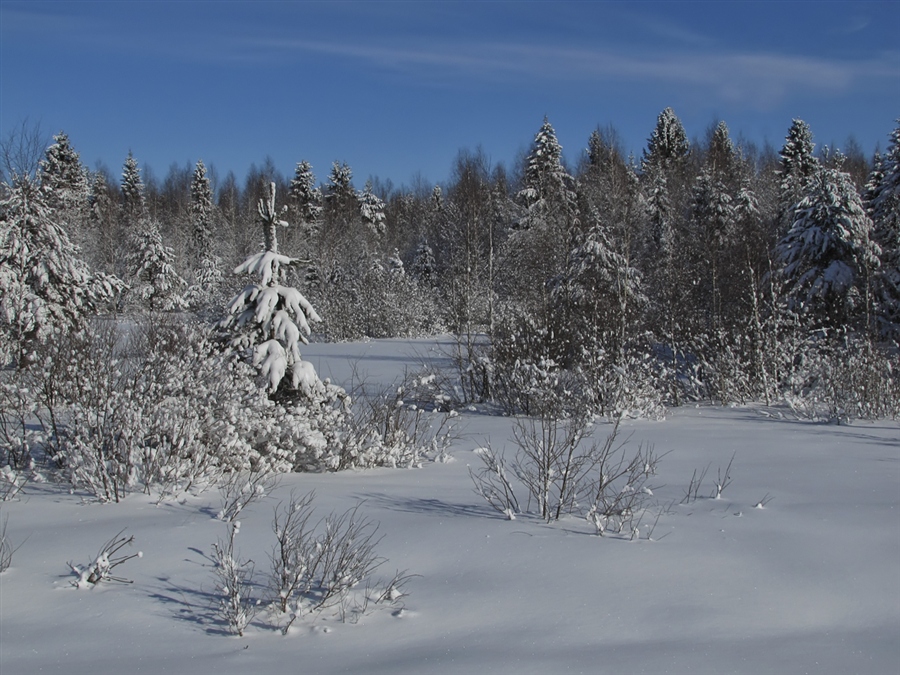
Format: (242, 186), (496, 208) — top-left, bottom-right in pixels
(1, 339), (898, 675)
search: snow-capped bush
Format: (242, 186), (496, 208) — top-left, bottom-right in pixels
(469, 414), (661, 532)
(68, 529), (141, 587)
(0, 372), (43, 472)
(211, 519), (256, 637)
(33, 317), (349, 501)
(268, 491), (412, 632)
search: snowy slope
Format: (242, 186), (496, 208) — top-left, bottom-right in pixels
(1, 338), (898, 675)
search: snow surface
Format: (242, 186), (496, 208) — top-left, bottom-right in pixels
(1, 338), (898, 675)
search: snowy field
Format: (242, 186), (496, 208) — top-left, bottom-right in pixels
(1, 338), (898, 675)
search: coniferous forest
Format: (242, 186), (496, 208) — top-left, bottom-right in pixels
(1, 110), (899, 499)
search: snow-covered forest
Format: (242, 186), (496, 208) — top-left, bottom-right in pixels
(0, 111), (898, 673)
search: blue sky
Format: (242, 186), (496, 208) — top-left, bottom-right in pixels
(2, 1), (898, 191)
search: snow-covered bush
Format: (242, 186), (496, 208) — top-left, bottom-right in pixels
(34, 317), (348, 501)
(309, 252), (443, 341)
(470, 414), (661, 531)
(212, 520), (256, 637)
(216, 470), (278, 523)
(68, 529), (141, 587)
(334, 373), (458, 470)
(784, 332), (899, 422)
(0, 465), (28, 502)
(0, 371), (43, 471)
(267, 491), (412, 632)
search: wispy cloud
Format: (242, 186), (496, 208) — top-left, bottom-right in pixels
(244, 37), (900, 110)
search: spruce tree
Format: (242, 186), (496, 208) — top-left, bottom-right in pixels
(411, 239), (436, 287)
(220, 183), (322, 395)
(776, 167), (880, 330)
(505, 118), (577, 309)
(288, 161), (322, 227)
(641, 107), (690, 174)
(121, 151), (146, 227)
(359, 180), (386, 236)
(778, 119), (819, 225)
(39, 131), (89, 214)
(127, 219), (187, 312)
(691, 167), (736, 327)
(868, 121), (900, 336)
(323, 161), (357, 225)
(190, 159), (214, 261)
(0, 174), (121, 365)
(519, 117), (577, 217)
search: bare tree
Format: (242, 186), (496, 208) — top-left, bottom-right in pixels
(0, 118), (49, 182)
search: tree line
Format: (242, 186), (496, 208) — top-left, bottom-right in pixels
(2, 108), (899, 419)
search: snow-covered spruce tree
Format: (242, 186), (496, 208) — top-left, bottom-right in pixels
(120, 152), (146, 227)
(503, 117), (578, 311)
(126, 219), (187, 312)
(190, 159), (214, 261)
(220, 182), (324, 397)
(778, 119), (819, 231)
(0, 173), (121, 366)
(323, 161), (357, 230)
(288, 160), (323, 228)
(184, 160), (224, 313)
(776, 167), (880, 331)
(868, 121), (900, 338)
(639, 107), (695, 363)
(641, 107), (690, 175)
(690, 166), (736, 329)
(553, 208), (646, 357)
(359, 180), (386, 237)
(411, 239), (436, 287)
(38, 132), (89, 215)
(86, 169), (122, 273)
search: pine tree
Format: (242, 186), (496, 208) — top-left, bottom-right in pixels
(288, 161), (322, 227)
(220, 183), (322, 395)
(411, 239), (436, 287)
(778, 119), (819, 224)
(0, 174), (122, 365)
(39, 131), (89, 214)
(868, 120), (900, 336)
(190, 159), (214, 261)
(776, 167), (880, 329)
(121, 152), (146, 226)
(358, 180), (386, 236)
(127, 219), (187, 312)
(641, 107), (690, 174)
(324, 161), (357, 224)
(518, 117), (577, 217)
(505, 118), (578, 310)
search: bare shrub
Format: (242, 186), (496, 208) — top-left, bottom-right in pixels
(470, 412), (662, 533)
(268, 492), (412, 632)
(69, 529), (141, 587)
(216, 470), (278, 523)
(0, 512), (21, 573)
(468, 446), (520, 520)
